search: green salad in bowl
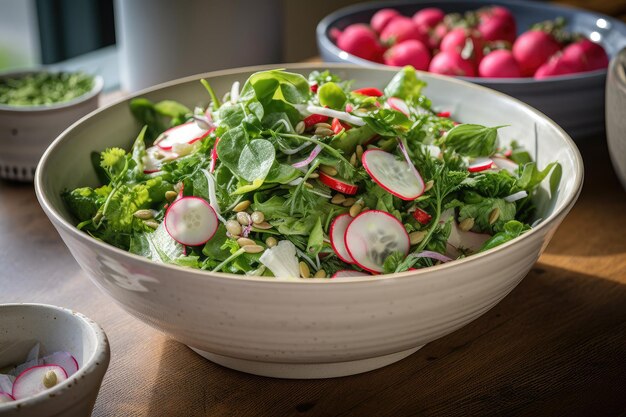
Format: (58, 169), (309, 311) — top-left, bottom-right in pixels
(62, 66), (560, 279)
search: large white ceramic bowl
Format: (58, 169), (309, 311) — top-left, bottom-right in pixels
(0, 304), (110, 417)
(35, 64), (583, 379)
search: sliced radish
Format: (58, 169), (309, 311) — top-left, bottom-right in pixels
(345, 210), (410, 273)
(42, 352), (79, 377)
(492, 156), (519, 174)
(440, 210), (490, 257)
(0, 375), (14, 393)
(468, 157), (494, 173)
(164, 196), (218, 246)
(303, 113), (328, 128)
(330, 214), (355, 264)
(12, 365), (67, 400)
(155, 122), (210, 151)
(387, 97), (410, 116)
(143, 146), (178, 174)
(0, 392), (14, 403)
(352, 87), (383, 97)
(318, 172), (358, 195)
(332, 270), (370, 278)
(331, 117), (351, 134)
(362, 149), (424, 200)
(412, 207), (432, 225)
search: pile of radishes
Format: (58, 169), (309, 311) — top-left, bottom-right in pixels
(331, 5), (609, 78)
(0, 344), (79, 403)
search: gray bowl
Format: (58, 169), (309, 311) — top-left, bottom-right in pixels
(606, 47), (626, 190)
(317, 0), (626, 139)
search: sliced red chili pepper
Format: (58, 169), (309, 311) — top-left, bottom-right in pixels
(353, 87), (384, 97)
(412, 208), (432, 225)
(310, 83), (318, 93)
(331, 117), (351, 134)
(436, 111), (451, 118)
(303, 113), (329, 128)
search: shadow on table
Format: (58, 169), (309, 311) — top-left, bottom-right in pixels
(144, 265), (626, 417)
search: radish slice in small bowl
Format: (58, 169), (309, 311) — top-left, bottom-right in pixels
(318, 172), (358, 195)
(164, 196), (218, 246)
(362, 149), (424, 200)
(12, 365), (68, 400)
(329, 214), (355, 264)
(344, 210), (410, 273)
(332, 270), (370, 278)
(0, 392), (15, 403)
(42, 352), (79, 377)
(155, 122), (210, 151)
(492, 156), (519, 174)
(468, 157), (494, 173)
(387, 97), (410, 116)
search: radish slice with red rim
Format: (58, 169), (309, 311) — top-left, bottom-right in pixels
(387, 97), (410, 116)
(164, 197), (218, 246)
(0, 375), (13, 393)
(468, 157), (494, 173)
(42, 352), (79, 377)
(329, 214), (355, 264)
(143, 146), (178, 174)
(155, 122), (210, 151)
(332, 270), (370, 278)
(318, 172), (358, 195)
(344, 210), (410, 273)
(362, 149), (424, 200)
(492, 156), (519, 174)
(0, 392), (14, 403)
(12, 365), (67, 400)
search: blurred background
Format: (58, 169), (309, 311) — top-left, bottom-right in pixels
(2, 0), (624, 92)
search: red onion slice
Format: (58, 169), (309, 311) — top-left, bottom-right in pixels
(292, 144), (322, 168)
(397, 138), (423, 184)
(412, 251), (453, 263)
(306, 105), (365, 126)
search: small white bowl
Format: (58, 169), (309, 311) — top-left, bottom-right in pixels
(0, 304), (110, 417)
(0, 71), (103, 182)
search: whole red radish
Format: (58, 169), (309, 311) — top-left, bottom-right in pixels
(429, 51), (476, 77)
(561, 38), (609, 72)
(412, 7), (445, 31)
(440, 28), (485, 65)
(479, 50), (521, 78)
(534, 53), (579, 78)
(371, 8), (400, 33)
(380, 16), (428, 46)
(384, 40), (431, 70)
(512, 30), (562, 76)
(337, 24), (384, 62)
(429, 21), (450, 49)
(478, 6), (517, 44)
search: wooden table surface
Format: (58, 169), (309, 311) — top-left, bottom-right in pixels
(2, 128), (626, 414)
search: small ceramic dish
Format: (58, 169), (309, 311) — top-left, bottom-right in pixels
(606, 47), (626, 191)
(0, 70), (103, 182)
(0, 304), (110, 417)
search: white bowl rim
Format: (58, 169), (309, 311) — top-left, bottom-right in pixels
(35, 62), (584, 285)
(0, 70), (104, 113)
(0, 303), (109, 410)
(316, 0), (626, 84)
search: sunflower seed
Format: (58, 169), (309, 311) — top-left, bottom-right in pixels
(315, 127), (335, 137)
(233, 200), (251, 212)
(236, 212), (251, 225)
(226, 220), (242, 236)
(304, 182), (314, 189)
(489, 207), (500, 225)
(409, 231), (427, 245)
(459, 217), (475, 232)
(295, 121), (305, 134)
(342, 197), (356, 207)
(356, 145), (364, 161)
(237, 237), (256, 247)
(349, 204), (363, 217)
(331, 194), (346, 204)
(165, 191), (178, 202)
(251, 211), (265, 224)
(254, 221), (273, 230)
(424, 180), (434, 192)
(314, 269), (327, 278)
(265, 236), (278, 248)
(144, 220), (159, 229)
(243, 245), (264, 254)
(309, 172), (319, 179)
(299, 261), (310, 278)
(133, 209), (154, 220)
(320, 165), (337, 176)
(313, 122), (332, 130)
(350, 153), (357, 166)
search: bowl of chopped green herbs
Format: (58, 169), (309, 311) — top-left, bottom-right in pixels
(0, 70), (103, 181)
(35, 64), (582, 378)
